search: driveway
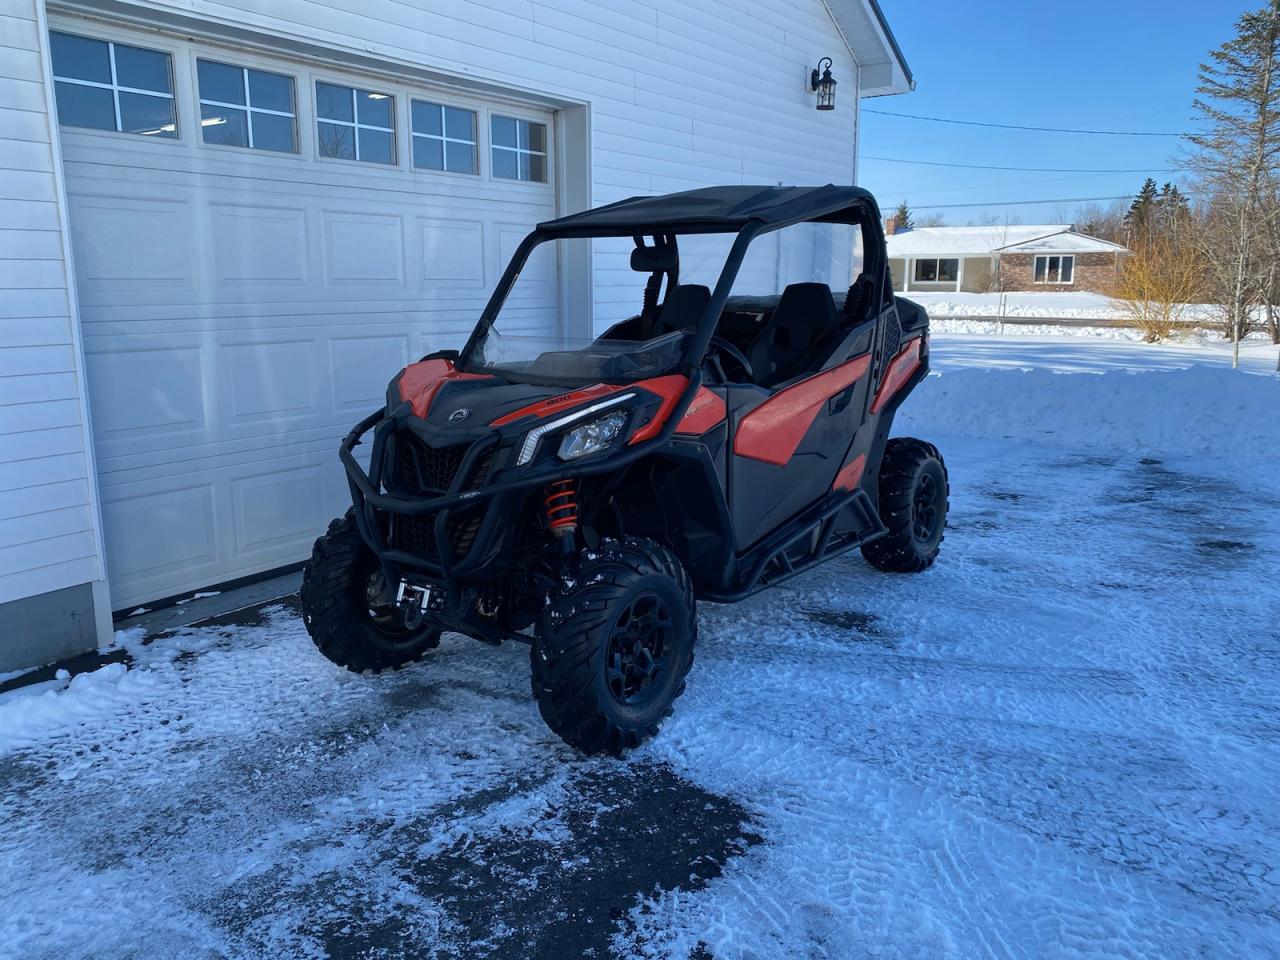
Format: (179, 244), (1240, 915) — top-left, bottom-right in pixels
(2, 436), (1278, 959)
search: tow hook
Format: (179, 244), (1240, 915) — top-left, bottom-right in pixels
(395, 579), (443, 630)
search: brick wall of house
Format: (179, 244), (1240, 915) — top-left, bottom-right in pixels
(997, 252), (1120, 293)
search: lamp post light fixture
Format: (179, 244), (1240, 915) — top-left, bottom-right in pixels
(810, 57), (837, 111)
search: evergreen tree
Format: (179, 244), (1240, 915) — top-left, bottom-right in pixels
(893, 200), (914, 232)
(1124, 178), (1160, 238)
(1157, 182), (1191, 231)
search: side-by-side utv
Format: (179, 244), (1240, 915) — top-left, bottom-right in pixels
(300, 185), (948, 754)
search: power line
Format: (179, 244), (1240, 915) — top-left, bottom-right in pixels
(863, 108), (1186, 137)
(862, 155), (1179, 174)
(911, 195), (1136, 211)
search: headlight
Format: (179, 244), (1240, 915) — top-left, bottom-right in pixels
(558, 411), (627, 461)
(515, 393), (635, 465)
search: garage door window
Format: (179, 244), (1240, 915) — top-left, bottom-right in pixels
(50, 32), (176, 138)
(316, 81), (396, 164)
(491, 115), (547, 182)
(411, 100), (477, 174)
(197, 59), (297, 153)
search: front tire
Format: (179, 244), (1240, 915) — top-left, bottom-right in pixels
(862, 438), (949, 573)
(532, 537), (696, 755)
(300, 511), (441, 672)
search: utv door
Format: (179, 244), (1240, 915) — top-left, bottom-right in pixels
(725, 307), (883, 550)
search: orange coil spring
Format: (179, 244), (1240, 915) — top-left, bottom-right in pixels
(544, 479), (579, 534)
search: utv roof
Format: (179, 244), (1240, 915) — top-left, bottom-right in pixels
(537, 185), (879, 236)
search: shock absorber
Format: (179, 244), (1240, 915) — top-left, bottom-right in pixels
(544, 478), (578, 553)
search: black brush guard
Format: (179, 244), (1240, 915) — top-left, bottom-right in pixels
(339, 372), (708, 599)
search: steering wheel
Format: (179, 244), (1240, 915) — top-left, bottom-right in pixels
(707, 335), (755, 383)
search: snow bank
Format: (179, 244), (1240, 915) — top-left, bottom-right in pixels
(932, 317), (1144, 340)
(909, 290), (1125, 319)
(897, 365), (1280, 461)
(908, 291), (1271, 334)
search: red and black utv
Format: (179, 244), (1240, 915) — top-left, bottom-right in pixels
(301, 185), (947, 754)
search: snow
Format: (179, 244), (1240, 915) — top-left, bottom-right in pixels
(2, 333), (1278, 959)
(907, 291), (1280, 340)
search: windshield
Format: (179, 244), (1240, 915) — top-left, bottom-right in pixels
(459, 220), (863, 385)
(470, 327), (689, 384)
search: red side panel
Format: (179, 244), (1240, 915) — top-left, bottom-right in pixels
(628, 374), (688, 444)
(831, 454), (866, 492)
(675, 387), (727, 435)
(398, 359), (490, 419)
(489, 383), (625, 427)
(870, 337), (924, 414)
(733, 354), (871, 466)
(625, 378), (728, 443)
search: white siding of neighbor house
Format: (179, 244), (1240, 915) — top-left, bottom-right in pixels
(96, 0), (863, 327)
(0, 0), (106, 609)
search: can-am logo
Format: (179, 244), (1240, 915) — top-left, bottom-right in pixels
(448, 408), (471, 422)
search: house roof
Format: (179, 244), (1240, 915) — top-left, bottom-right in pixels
(886, 225), (1125, 257)
(827, 1), (914, 96)
(537, 185), (878, 236)
(998, 232), (1129, 254)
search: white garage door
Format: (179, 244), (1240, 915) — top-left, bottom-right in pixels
(51, 19), (561, 608)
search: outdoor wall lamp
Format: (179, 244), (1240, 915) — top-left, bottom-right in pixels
(811, 57), (837, 111)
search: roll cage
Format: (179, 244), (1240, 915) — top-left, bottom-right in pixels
(458, 184), (891, 388)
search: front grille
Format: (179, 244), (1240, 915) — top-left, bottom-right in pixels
(391, 434), (494, 497)
(394, 509), (484, 563)
(386, 432), (494, 563)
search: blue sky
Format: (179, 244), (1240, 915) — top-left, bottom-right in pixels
(858, 0), (1256, 225)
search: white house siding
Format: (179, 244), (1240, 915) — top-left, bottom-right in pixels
(0, 0), (110, 668)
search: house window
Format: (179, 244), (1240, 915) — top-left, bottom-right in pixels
(197, 59), (296, 153)
(491, 115), (547, 182)
(411, 100), (477, 174)
(913, 258), (959, 283)
(316, 81), (395, 164)
(1034, 255), (1074, 283)
(49, 31), (176, 137)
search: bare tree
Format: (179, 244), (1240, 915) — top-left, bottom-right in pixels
(1108, 229), (1204, 341)
(1185, 1), (1280, 366)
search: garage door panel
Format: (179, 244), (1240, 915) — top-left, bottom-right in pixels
(61, 25), (559, 607)
(329, 334), (411, 412)
(419, 217), (485, 286)
(101, 482), (218, 583)
(322, 211), (406, 286)
(231, 463), (330, 555)
(85, 345), (206, 440)
(221, 338), (319, 425)
(210, 204), (310, 286)
(71, 196), (194, 284)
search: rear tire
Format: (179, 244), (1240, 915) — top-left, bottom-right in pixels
(301, 510), (441, 672)
(862, 438), (949, 573)
(532, 537), (696, 756)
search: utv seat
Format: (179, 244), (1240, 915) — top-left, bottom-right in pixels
(746, 282), (839, 387)
(653, 283), (711, 337)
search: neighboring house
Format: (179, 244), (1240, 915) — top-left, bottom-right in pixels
(0, 0), (912, 670)
(886, 224), (1128, 295)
